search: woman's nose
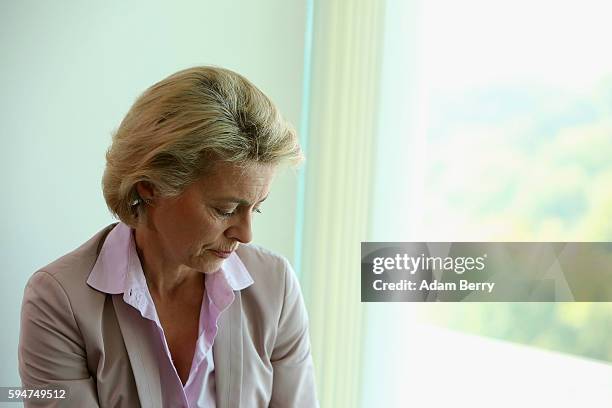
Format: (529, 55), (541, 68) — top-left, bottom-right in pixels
(225, 212), (253, 244)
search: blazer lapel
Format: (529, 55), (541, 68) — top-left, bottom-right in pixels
(213, 290), (244, 408)
(113, 295), (163, 408)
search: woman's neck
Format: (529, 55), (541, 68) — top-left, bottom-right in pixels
(133, 226), (202, 300)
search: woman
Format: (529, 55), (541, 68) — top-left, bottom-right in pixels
(19, 66), (319, 407)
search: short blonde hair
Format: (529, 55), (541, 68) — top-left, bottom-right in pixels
(102, 66), (303, 227)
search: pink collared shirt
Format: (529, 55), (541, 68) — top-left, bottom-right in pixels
(86, 223), (254, 408)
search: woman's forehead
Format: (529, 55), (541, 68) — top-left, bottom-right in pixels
(197, 162), (276, 201)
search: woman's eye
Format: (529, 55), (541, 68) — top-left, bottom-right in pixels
(216, 208), (236, 217)
(215, 206), (263, 218)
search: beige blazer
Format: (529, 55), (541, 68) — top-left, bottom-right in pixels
(19, 224), (319, 407)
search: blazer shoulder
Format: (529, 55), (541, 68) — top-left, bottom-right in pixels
(26, 223), (117, 297)
(235, 243), (300, 316)
(235, 243), (294, 283)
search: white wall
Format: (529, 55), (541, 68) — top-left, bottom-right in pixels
(0, 0), (306, 391)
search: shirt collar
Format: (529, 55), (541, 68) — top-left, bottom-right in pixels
(87, 222), (254, 295)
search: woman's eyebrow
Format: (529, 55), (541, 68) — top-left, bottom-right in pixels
(214, 194), (269, 206)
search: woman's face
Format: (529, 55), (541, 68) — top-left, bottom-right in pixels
(138, 161), (276, 274)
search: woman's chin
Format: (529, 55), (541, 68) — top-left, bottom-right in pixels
(191, 254), (225, 274)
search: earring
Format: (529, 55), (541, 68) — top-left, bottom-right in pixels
(130, 197), (152, 206)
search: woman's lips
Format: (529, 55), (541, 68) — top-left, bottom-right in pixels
(210, 250), (232, 259)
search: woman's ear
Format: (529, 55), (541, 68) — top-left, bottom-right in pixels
(135, 181), (156, 201)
